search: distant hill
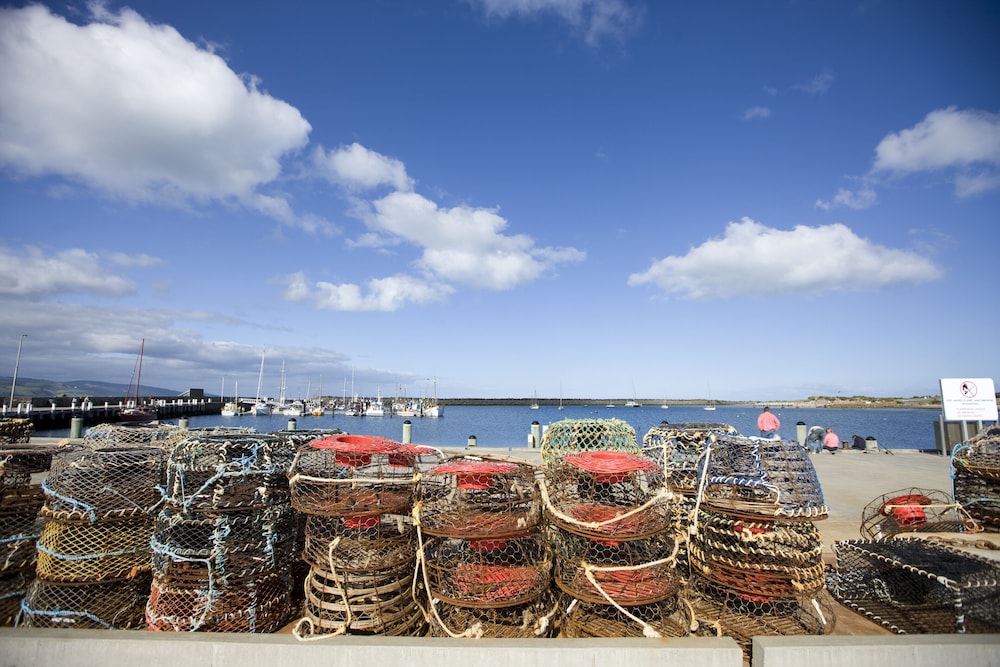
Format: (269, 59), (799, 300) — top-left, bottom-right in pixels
(0, 376), (182, 400)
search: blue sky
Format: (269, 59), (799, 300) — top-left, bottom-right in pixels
(1, 0), (998, 403)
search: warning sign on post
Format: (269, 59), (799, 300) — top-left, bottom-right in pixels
(940, 378), (999, 421)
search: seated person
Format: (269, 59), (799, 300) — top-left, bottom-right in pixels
(851, 434), (866, 450)
(822, 427), (840, 454)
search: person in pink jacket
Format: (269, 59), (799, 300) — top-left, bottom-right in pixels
(822, 427), (840, 454)
(757, 406), (781, 439)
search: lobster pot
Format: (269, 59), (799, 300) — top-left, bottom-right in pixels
(558, 593), (690, 638)
(1, 485), (44, 549)
(163, 434), (293, 513)
(549, 526), (679, 606)
(422, 533), (552, 608)
(151, 504), (298, 586)
(543, 450), (671, 541)
(302, 560), (424, 636)
(860, 487), (979, 540)
(827, 538), (1000, 634)
(20, 573), (152, 629)
(1, 445), (53, 490)
(35, 513), (153, 583)
(416, 457), (541, 538)
(303, 513), (415, 572)
(428, 588), (559, 638)
(540, 419), (640, 466)
(698, 436), (827, 520)
(0, 514), (42, 627)
(687, 508), (825, 601)
(640, 422), (737, 495)
(0, 418), (33, 444)
(684, 574), (836, 662)
(952, 428), (1000, 529)
(1, 569), (33, 625)
(146, 571), (291, 633)
(83, 423), (189, 451)
(288, 435), (415, 518)
(42, 446), (165, 522)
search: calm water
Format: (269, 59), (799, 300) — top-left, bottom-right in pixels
(43, 403), (951, 451)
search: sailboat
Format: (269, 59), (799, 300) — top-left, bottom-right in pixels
(625, 380), (642, 407)
(558, 383), (564, 410)
(250, 351), (271, 416)
(120, 339), (157, 423)
(704, 381), (717, 411)
(221, 379), (240, 417)
(530, 390), (539, 410)
(421, 377), (443, 417)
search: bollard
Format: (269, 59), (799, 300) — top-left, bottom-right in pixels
(287, 418), (297, 431)
(70, 417), (83, 439)
(402, 420), (412, 444)
(531, 421), (541, 449)
(179, 417), (189, 429)
(467, 435), (477, 448)
(796, 421), (807, 446)
(865, 436), (878, 452)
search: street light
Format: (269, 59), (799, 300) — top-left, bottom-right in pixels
(9, 334), (26, 410)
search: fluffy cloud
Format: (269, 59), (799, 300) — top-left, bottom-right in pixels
(873, 107), (1000, 179)
(281, 271), (451, 312)
(742, 106), (772, 121)
(627, 218), (943, 299)
(471, 0), (642, 46)
(0, 245), (142, 297)
(0, 4), (315, 225)
(313, 143), (414, 192)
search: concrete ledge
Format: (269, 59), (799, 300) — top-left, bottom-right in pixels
(752, 634), (1000, 667)
(0, 629), (743, 667)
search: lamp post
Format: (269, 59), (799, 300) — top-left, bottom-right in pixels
(9, 334), (26, 410)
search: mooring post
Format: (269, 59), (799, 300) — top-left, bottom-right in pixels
(402, 420), (412, 444)
(70, 417), (83, 439)
(531, 421), (541, 449)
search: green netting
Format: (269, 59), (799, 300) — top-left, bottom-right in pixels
(540, 419), (639, 466)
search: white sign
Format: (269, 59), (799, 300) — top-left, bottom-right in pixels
(940, 378), (998, 421)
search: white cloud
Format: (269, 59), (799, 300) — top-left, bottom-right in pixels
(0, 4), (315, 225)
(471, 0), (642, 46)
(281, 271), (452, 312)
(815, 187), (877, 211)
(313, 143), (414, 192)
(793, 70), (834, 95)
(872, 107), (1000, 196)
(0, 245), (140, 297)
(742, 106), (772, 121)
(627, 218), (943, 299)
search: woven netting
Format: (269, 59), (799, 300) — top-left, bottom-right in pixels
(83, 423), (189, 450)
(42, 446), (165, 522)
(641, 422), (738, 495)
(860, 487), (981, 540)
(299, 560), (424, 636)
(1, 518), (41, 576)
(697, 435), (827, 520)
(684, 575), (836, 662)
(146, 571), (292, 632)
(19, 573), (152, 629)
(1, 485), (45, 540)
(549, 525), (679, 606)
(416, 456), (540, 538)
(1, 445), (53, 490)
(422, 533), (552, 608)
(558, 593), (691, 638)
(953, 428), (1000, 528)
(151, 503), (298, 585)
(303, 513), (415, 572)
(162, 434), (293, 512)
(0, 418), (32, 444)
(35, 515), (152, 583)
(687, 508), (824, 601)
(542, 450), (672, 541)
(427, 588), (559, 638)
(288, 435), (416, 518)
(540, 419), (640, 466)
(1, 569), (33, 625)
(827, 538), (1000, 634)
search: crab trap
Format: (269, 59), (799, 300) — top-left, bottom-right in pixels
(20, 573), (152, 629)
(540, 418), (641, 466)
(826, 538), (1000, 634)
(558, 592), (691, 638)
(0, 418), (32, 444)
(427, 588), (559, 638)
(640, 422), (738, 495)
(860, 487), (980, 540)
(302, 512), (415, 572)
(146, 571), (292, 632)
(82, 423), (189, 451)
(952, 427), (1000, 529)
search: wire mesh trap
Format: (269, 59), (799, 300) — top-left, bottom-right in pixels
(146, 571), (292, 632)
(83, 423), (190, 451)
(640, 422), (738, 495)
(697, 435), (827, 520)
(860, 487), (980, 540)
(558, 592), (691, 638)
(0, 418), (33, 444)
(416, 456), (541, 538)
(952, 427), (1000, 529)
(687, 508), (825, 601)
(827, 538), (1000, 634)
(302, 512), (415, 572)
(288, 434), (417, 518)
(542, 450), (672, 541)
(427, 588), (559, 638)
(20, 573), (152, 629)
(1, 445), (53, 490)
(35, 514), (153, 583)
(540, 419), (640, 466)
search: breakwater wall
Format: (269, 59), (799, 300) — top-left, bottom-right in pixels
(1, 396), (219, 431)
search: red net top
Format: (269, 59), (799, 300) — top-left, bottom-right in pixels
(308, 434), (399, 454)
(562, 451), (656, 475)
(430, 460), (521, 489)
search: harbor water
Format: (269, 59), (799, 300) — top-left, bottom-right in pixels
(36, 403), (948, 451)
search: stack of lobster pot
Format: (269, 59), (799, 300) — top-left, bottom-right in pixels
(952, 426), (1000, 529)
(20, 446), (164, 629)
(0, 445), (51, 625)
(146, 433), (297, 632)
(416, 455), (554, 638)
(685, 435), (834, 659)
(543, 449), (685, 638)
(289, 434), (440, 637)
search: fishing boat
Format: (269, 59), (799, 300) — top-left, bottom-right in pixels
(420, 377), (443, 417)
(120, 339), (157, 423)
(365, 388), (386, 417)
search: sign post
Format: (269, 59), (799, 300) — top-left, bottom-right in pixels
(938, 378), (998, 455)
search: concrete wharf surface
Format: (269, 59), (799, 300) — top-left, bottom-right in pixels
(3, 439), (998, 667)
